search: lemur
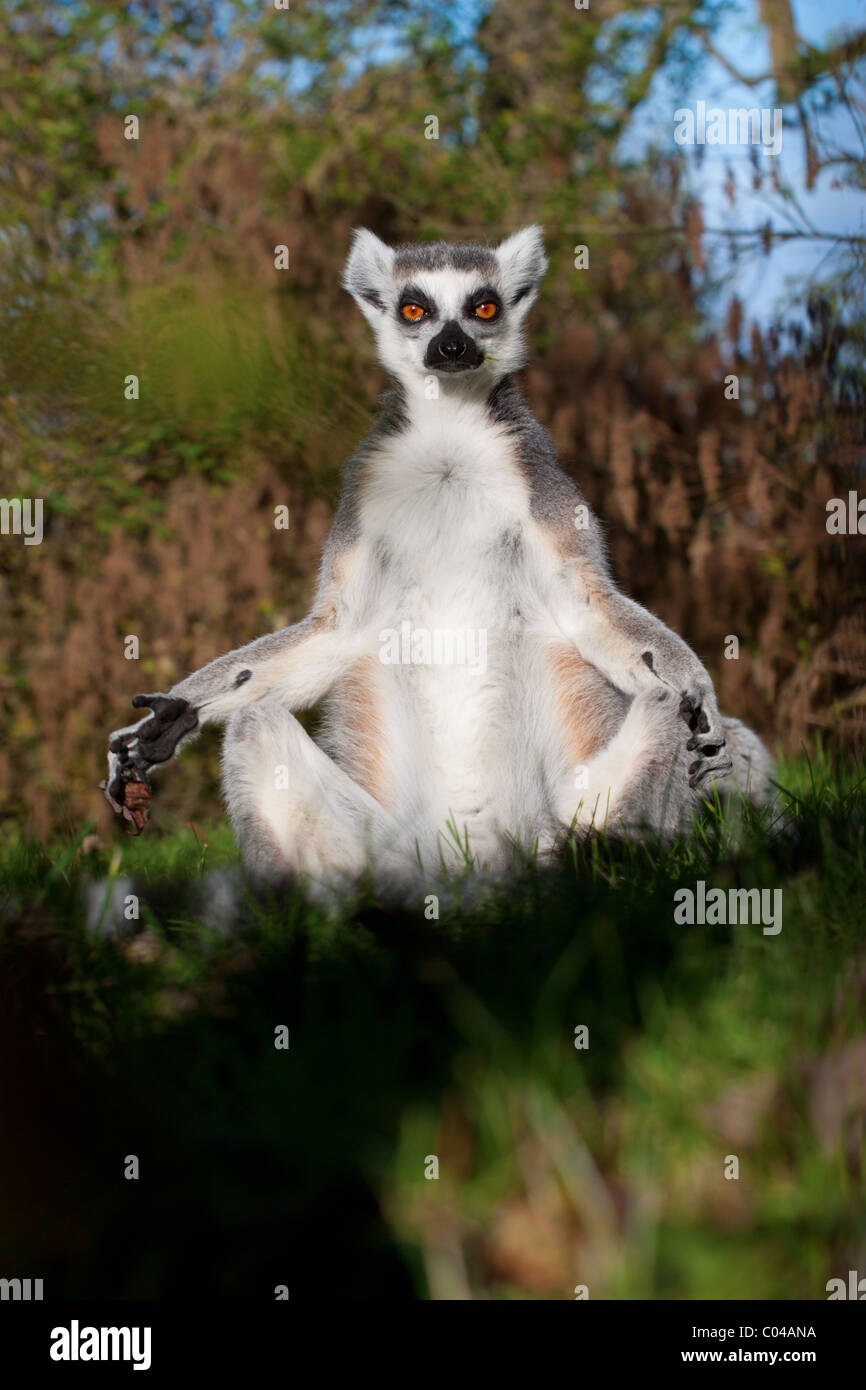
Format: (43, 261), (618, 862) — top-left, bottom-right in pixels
(104, 227), (773, 903)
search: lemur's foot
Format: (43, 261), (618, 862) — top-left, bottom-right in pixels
(679, 688), (734, 789)
(102, 694), (198, 833)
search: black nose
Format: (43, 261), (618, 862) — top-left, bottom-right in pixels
(438, 333), (466, 361)
(424, 320), (483, 372)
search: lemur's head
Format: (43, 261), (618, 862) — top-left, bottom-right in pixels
(343, 227), (547, 395)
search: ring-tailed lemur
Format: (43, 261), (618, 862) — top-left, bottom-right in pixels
(104, 227), (773, 901)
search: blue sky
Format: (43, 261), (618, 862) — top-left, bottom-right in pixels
(622, 0), (865, 322)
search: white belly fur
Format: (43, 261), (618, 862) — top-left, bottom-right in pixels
(327, 398), (554, 865)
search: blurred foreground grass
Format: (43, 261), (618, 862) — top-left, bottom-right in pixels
(0, 750), (864, 1299)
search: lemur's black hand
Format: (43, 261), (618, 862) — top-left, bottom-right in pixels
(102, 694), (198, 834)
(679, 688), (733, 789)
(127, 693), (199, 764)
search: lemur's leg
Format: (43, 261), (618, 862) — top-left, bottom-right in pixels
(607, 710), (774, 834)
(221, 701), (419, 900)
(105, 615), (363, 808)
(556, 693), (773, 838)
(555, 687), (701, 836)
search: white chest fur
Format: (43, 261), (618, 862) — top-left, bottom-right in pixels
(358, 397), (531, 592)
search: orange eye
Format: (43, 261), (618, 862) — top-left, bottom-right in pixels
(401, 303), (425, 322)
(474, 302), (498, 320)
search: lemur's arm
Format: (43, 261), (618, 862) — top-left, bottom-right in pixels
(554, 554), (732, 787)
(103, 498), (367, 811)
(508, 404), (733, 789)
(104, 613), (362, 804)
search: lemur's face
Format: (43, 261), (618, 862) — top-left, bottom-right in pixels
(343, 227), (547, 393)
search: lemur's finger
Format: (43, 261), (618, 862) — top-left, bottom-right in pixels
(686, 735), (725, 754)
(131, 692), (174, 714)
(100, 777), (125, 814)
(678, 695), (700, 731)
(688, 754), (734, 788)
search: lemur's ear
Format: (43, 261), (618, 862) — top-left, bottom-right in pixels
(495, 226), (547, 311)
(343, 228), (395, 315)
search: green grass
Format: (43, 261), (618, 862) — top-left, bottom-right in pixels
(0, 750), (864, 1299)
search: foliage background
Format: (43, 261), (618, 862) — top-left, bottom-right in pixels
(0, 0), (865, 1305)
(0, 0), (864, 836)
